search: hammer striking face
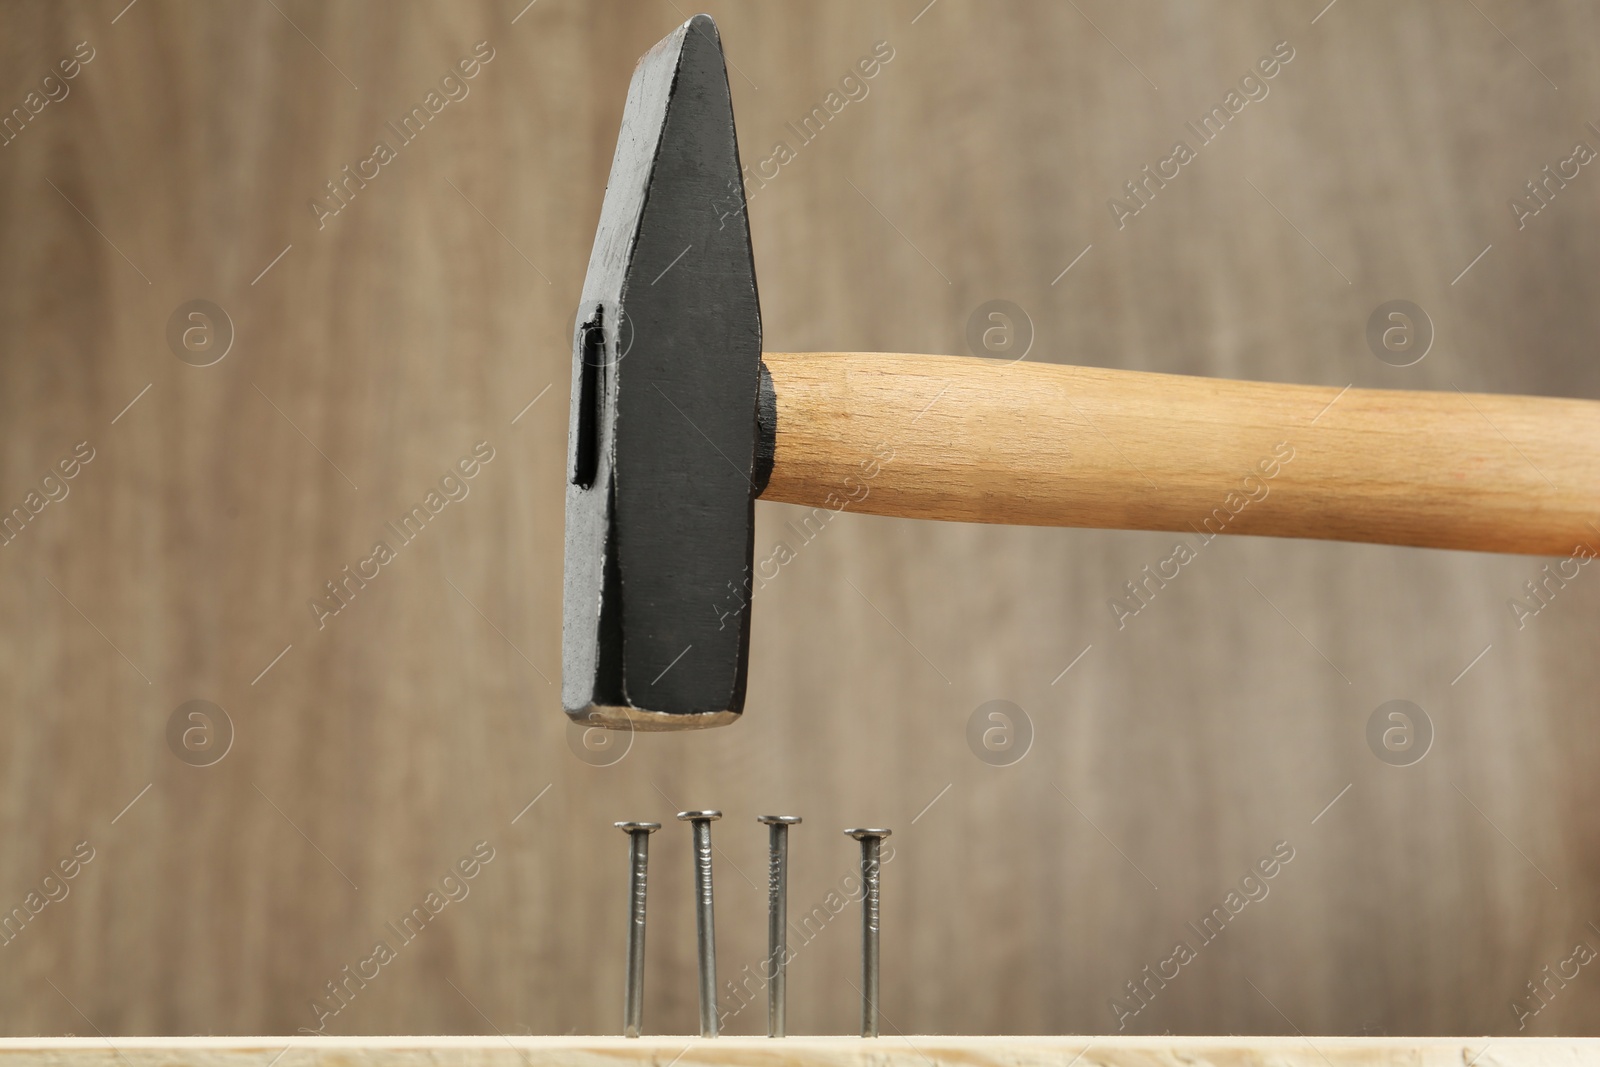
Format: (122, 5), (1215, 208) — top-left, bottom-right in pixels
(564, 17), (1600, 733)
(563, 15), (766, 731)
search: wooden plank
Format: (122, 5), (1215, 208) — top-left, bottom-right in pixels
(0, 1037), (1585, 1067)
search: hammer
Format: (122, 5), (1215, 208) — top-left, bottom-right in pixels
(563, 15), (1600, 731)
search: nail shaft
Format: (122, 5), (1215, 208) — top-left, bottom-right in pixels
(758, 816), (801, 1037)
(678, 810), (722, 1037)
(846, 828), (892, 1038)
(615, 822), (660, 1038)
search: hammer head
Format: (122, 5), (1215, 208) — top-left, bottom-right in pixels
(563, 15), (765, 731)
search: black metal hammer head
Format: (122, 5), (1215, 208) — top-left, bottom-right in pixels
(563, 15), (765, 731)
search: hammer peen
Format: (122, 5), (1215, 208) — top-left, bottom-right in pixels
(563, 15), (1600, 731)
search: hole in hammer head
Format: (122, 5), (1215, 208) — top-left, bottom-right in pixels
(571, 311), (607, 490)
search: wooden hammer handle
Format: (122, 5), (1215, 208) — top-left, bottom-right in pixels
(758, 352), (1600, 556)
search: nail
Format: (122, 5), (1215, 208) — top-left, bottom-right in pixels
(757, 815), (801, 1037)
(845, 828), (892, 1038)
(678, 810), (722, 1037)
(615, 821), (661, 1038)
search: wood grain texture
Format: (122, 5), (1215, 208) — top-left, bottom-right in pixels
(0, 0), (1598, 1043)
(760, 352), (1600, 554)
(0, 1037), (1585, 1067)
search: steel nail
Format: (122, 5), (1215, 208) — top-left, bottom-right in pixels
(757, 815), (801, 1037)
(845, 828), (892, 1038)
(615, 821), (661, 1038)
(677, 810), (723, 1037)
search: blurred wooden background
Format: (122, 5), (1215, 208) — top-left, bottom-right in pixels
(0, 0), (1597, 1039)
